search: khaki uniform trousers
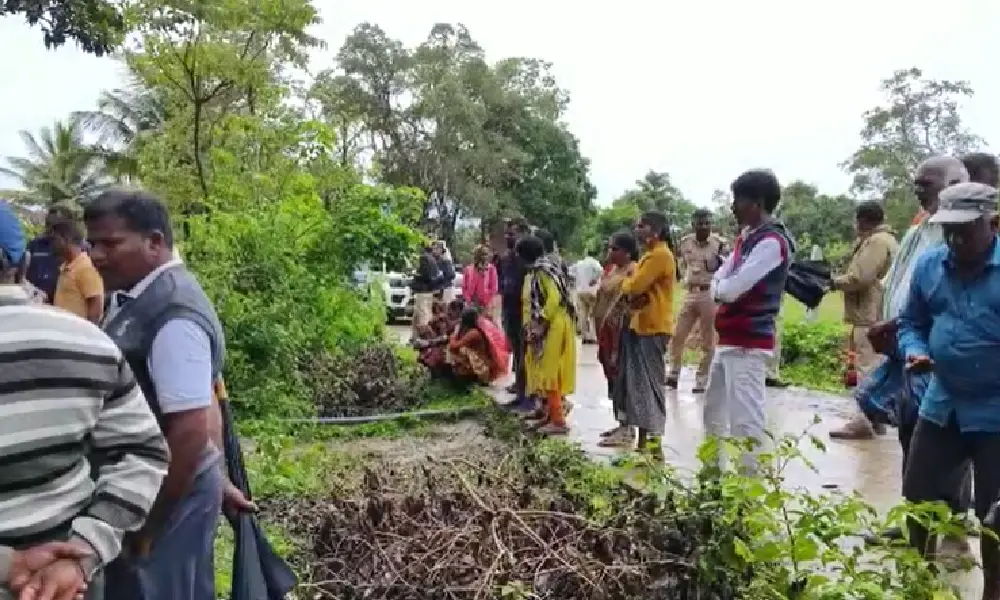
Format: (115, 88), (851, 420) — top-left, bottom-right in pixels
(412, 292), (435, 333)
(668, 288), (716, 387)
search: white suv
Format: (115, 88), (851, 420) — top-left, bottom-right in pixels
(354, 265), (464, 323)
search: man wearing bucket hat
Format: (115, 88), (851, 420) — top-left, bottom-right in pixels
(897, 181), (1000, 599)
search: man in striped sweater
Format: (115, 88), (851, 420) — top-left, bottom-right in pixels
(704, 170), (794, 472)
(0, 202), (169, 600)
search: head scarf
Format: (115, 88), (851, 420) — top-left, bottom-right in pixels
(528, 255), (576, 346)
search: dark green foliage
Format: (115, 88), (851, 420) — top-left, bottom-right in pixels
(2, 0), (124, 55)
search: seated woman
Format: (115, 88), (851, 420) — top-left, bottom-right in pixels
(448, 307), (510, 385)
(413, 300), (463, 377)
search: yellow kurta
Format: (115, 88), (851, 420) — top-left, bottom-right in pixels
(521, 271), (576, 396)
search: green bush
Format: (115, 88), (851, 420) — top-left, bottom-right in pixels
(780, 320), (847, 392)
(181, 177), (425, 419)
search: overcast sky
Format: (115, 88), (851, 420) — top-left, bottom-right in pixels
(3, 0), (999, 206)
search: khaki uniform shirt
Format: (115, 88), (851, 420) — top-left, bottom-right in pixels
(834, 224), (899, 326)
(678, 233), (728, 288)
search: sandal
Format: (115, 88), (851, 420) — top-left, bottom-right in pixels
(597, 435), (632, 448)
(600, 425), (625, 438)
(520, 407), (546, 421)
(537, 422), (569, 436)
(598, 426), (634, 448)
(524, 416), (549, 429)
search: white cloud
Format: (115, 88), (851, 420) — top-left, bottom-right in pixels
(3, 0), (998, 205)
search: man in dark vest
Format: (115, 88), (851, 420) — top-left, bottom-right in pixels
(84, 189), (251, 600)
(704, 169), (794, 473)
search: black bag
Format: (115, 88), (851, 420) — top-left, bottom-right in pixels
(784, 259), (831, 309)
(220, 400), (298, 600)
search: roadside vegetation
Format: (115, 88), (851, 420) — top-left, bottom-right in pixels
(2, 1), (991, 596)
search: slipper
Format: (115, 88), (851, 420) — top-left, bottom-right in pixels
(524, 417), (549, 429)
(537, 423), (569, 436)
(600, 426), (625, 438)
(597, 436), (632, 448)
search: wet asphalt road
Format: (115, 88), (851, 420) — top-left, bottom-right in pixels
(499, 338), (904, 511)
(392, 325), (900, 510)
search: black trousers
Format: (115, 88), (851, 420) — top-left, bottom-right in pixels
(502, 301), (525, 399)
(902, 416), (998, 521)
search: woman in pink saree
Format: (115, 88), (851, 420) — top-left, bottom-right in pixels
(461, 245), (500, 323)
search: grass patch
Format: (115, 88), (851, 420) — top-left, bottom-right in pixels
(672, 288), (845, 326)
(213, 517), (298, 596)
(674, 289), (848, 392)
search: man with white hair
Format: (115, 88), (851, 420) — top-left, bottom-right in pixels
(898, 181), (1000, 598)
(849, 156), (974, 546)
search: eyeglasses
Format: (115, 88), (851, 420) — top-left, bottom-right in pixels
(608, 246), (621, 251)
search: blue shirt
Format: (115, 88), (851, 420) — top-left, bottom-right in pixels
(897, 238), (1000, 432)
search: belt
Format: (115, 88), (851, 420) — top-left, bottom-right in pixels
(687, 284), (710, 292)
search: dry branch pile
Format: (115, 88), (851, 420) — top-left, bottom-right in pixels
(274, 460), (741, 600)
(305, 344), (431, 416)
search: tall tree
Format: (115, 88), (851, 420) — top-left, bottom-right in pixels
(614, 170), (696, 230)
(122, 0), (322, 210)
(575, 170), (693, 255)
(709, 188), (737, 238)
(71, 75), (167, 181)
(842, 67), (984, 233)
(0, 120), (109, 205)
(778, 181), (855, 250)
(315, 23), (594, 244)
(496, 111), (596, 243)
(1, 0), (124, 55)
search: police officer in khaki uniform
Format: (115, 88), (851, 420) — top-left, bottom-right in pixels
(667, 209), (728, 392)
(829, 201), (899, 440)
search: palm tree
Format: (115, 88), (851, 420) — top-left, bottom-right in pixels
(71, 79), (166, 181)
(0, 120), (111, 206)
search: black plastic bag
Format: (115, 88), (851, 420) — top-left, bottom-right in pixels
(220, 399), (298, 600)
(785, 259), (831, 309)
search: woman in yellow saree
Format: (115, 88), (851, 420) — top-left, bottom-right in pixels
(518, 235), (576, 436)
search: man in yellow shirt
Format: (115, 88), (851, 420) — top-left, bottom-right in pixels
(50, 218), (104, 323)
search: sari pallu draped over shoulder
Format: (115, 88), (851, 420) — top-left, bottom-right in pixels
(477, 315), (510, 380)
(528, 256), (576, 353)
(593, 265), (631, 382)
